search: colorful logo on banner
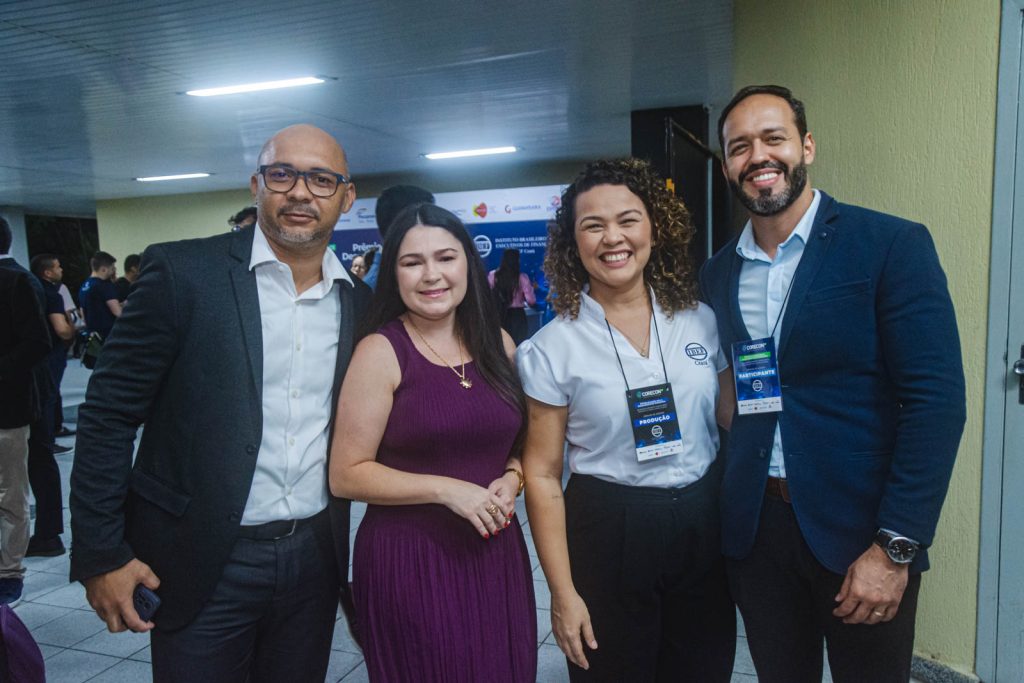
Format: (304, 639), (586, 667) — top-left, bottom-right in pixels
(473, 203), (488, 218)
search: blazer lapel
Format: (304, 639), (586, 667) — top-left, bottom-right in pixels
(332, 280), (355, 410)
(777, 193), (840, 360)
(228, 228), (263, 399)
(727, 248), (752, 342)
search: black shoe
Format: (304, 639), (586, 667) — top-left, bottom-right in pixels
(25, 536), (66, 558)
(56, 427), (76, 437)
(53, 444), (73, 454)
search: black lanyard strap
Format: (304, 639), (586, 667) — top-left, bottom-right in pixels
(605, 309), (669, 391)
(769, 267), (799, 340)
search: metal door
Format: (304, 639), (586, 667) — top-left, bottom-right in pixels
(979, 3), (1024, 681)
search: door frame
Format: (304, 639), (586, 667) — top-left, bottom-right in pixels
(977, 1), (1024, 680)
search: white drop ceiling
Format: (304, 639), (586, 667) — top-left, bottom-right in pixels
(0, 0), (732, 215)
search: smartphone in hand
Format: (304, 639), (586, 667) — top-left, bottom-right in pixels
(133, 585), (161, 622)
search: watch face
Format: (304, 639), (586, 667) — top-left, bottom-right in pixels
(888, 538), (917, 563)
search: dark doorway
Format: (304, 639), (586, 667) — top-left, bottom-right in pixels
(631, 106), (744, 270)
(25, 215), (99, 304)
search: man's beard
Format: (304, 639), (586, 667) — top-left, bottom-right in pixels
(261, 203), (329, 247)
(265, 222), (330, 246)
(729, 159), (808, 217)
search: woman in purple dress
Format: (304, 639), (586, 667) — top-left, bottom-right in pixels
(329, 203), (537, 682)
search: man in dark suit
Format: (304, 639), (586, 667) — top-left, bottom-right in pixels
(0, 223), (66, 563)
(700, 85), (966, 682)
(0, 218), (52, 605)
(70, 124), (371, 682)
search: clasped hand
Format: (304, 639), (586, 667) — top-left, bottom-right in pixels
(442, 474), (516, 538)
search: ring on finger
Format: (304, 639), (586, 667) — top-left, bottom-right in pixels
(486, 503), (499, 515)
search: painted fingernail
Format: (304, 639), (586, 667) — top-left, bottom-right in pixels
(483, 533), (490, 539)
(507, 512), (513, 519)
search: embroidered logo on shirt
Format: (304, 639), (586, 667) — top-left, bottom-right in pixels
(685, 343), (709, 365)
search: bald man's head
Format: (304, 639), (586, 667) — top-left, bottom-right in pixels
(257, 124), (348, 171)
(251, 124), (356, 255)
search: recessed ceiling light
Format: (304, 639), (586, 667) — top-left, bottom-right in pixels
(185, 76), (325, 97)
(135, 173), (211, 182)
(424, 146), (518, 160)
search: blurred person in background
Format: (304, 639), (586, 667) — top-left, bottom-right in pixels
(488, 248), (536, 345)
(364, 185), (435, 290)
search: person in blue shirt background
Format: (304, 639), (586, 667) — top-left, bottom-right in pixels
(79, 251), (122, 340)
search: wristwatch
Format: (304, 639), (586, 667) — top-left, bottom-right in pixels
(874, 529), (919, 565)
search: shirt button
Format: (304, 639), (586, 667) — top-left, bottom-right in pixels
(296, 343), (302, 351)
(291, 389), (300, 398)
(246, 445), (257, 455)
(288, 437), (295, 446)
(286, 487), (293, 495)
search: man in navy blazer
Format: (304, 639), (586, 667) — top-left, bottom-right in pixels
(70, 125), (371, 682)
(700, 85), (966, 682)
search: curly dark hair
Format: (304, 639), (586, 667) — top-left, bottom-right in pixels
(545, 158), (699, 319)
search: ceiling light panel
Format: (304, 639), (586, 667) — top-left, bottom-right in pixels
(185, 77), (325, 97)
(424, 146), (518, 160)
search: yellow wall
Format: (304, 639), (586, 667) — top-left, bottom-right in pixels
(733, 0), (999, 674)
(96, 188), (253, 263)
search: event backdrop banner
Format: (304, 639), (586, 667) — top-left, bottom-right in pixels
(330, 185), (565, 291)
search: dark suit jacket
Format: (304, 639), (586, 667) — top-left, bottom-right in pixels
(0, 267), (51, 428)
(0, 257), (54, 421)
(699, 191), (966, 574)
(69, 226), (371, 631)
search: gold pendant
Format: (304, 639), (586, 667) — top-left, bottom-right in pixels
(459, 378), (473, 389)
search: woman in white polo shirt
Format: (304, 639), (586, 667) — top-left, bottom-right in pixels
(518, 158), (736, 682)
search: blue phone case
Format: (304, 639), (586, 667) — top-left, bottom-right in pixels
(133, 585), (161, 622)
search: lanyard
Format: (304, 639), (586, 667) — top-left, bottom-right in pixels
(769, 265), (799, 340)
(605, 311), (669, 391)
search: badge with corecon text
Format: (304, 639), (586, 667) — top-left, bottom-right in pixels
(732, 337), (783, 415)
(626, 383), (684, 462)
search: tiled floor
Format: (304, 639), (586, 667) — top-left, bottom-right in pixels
(17, 363), (830, 682)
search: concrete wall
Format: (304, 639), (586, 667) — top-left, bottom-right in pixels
(732, 0), (999, 674)
(95, 159), (585, 260)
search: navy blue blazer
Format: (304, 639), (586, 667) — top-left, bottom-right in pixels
(69, 226), (371, 630)
(699, 191), (966, 574)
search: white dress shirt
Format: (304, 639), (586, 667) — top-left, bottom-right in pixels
(735, 189), (821, 478)
(517, 289), (727, 488)
(241, 226), (350, 524)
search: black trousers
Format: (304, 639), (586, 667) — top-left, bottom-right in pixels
(728, 495), (921, 683)
(564, 464), (736, 683)
(150, 510), (339, 683)
(48, 346), (67, 431)
(28, 354), (63, 540)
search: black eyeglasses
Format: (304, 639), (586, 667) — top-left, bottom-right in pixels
(257, 164), (350, 198)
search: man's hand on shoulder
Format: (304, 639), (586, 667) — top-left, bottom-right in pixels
(83, 558), (160, 633)
(832, 543), (909, 625)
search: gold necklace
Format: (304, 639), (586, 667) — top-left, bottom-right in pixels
(611, 303), (652, 358)
(618, 322), (651, 358)
(405, 318), (472, 389)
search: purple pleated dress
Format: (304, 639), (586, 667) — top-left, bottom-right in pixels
(352, 320), (537, 682)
